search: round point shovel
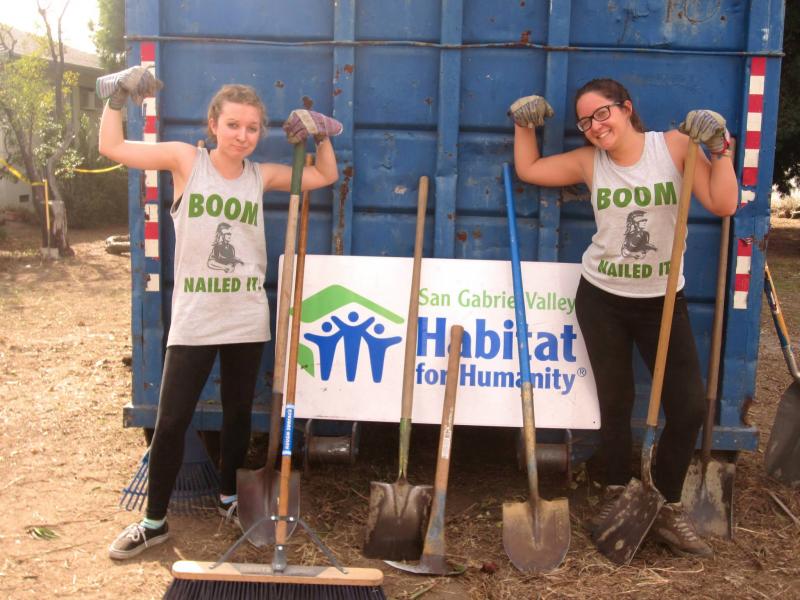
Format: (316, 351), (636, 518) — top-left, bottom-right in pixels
(681, 215), (735, 538)
(592, 141), (699, 565)
(501, 163), (570, 574)
(386, 325), (467, 576)
(363, 177), (433, 560)
(235, 145), (307, 546)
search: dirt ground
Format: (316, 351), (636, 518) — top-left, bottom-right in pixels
(0, 217), (798, 600)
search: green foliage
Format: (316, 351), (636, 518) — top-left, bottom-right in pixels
(0, 29), (81, 184)
(92, 0), (125, 71)
(61, 116), (128, 228)
(774, 2), (800, 195)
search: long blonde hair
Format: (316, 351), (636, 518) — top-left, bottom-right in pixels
(206, 84), (268, 144)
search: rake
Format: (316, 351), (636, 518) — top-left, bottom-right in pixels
(119, 425), (220, 514)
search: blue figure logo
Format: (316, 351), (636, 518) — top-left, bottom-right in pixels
(303, 310), (401, 382)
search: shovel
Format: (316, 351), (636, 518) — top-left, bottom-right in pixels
(763, 264), (800, 487)
(592, 141), (698, 565)
(501, 163), (570, 574)
(681, 215), (735, 538)
(235, 144), (307, 546)
(386, 325), (466, 576)
(363, 176), (433, 560)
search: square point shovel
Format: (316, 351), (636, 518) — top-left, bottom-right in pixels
(592, 141), (699, 565)
(501, 163), (570, 574)
(681, 215), (735, 538)
(363, 177), (433, 560)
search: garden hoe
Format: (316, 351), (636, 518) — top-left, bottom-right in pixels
(386, 324), (466, 576)
(234, 145), (307, 547)
(592, 141), (698, 565)
(363, 176), (433, 560)
(682, 215), (735, 538)
(501, 163), (570, 574)
(763, 264), (800, 488)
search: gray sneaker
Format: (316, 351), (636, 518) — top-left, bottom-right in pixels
(108, 522), (170, 560)
(649, 502), (713, 557)
(585, 484), (625, 533)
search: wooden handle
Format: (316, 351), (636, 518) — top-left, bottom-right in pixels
(646, 141), (697, 426)
(275, 150), (312, 546)
(433, 325), (462, 494)
(422, 324), (462, 557)
(700, 215), (730, 460)
(265, 145), (306, 473)
(398, 176), (428, 478)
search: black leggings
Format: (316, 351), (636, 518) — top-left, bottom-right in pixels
(575, 277), (705, 503)
(146, 342), (264, 520)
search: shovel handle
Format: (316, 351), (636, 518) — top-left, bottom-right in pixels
(646, 141), (697, 426)
(764, 264), (800, 384)
(700, 215), (730, 461)
(503, 163), (541, 503)
(274, 144), (308, 559)
(267, 144), (307, 472)
(422, 324), (463, 558)
(399, 176), (429, 478)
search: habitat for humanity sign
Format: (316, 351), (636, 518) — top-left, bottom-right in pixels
(277, 255), (599, 429)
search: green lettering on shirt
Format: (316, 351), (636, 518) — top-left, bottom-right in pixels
(654, 181), (677, 206)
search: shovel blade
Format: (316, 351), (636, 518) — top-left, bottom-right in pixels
(592, 478), (664, 565)
(363, 480), (432, 560)
(765, 382), (800, 487)
(502, 497), (570, 574)
(384, 556), (465, 576)
(681, 457), (735, 538)
(235, 467), (301, 548)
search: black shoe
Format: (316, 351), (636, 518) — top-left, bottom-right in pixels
(218, 498), (240, 528)
(108, 521), (169, 560)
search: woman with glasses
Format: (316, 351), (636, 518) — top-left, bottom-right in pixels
(509, 78), (737, 558)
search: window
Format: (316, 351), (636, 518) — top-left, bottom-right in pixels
(19, 194), (30, 203)
(80, 87), (98, 111)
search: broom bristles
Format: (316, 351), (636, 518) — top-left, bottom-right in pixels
(163, 579), (386, 600)
(165, 561), (386, 599)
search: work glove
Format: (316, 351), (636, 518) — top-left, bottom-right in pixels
(678, 109), (730, 155)
(96, 66), (164, 110)
(283, 110), (343, 145)
(508, 94), (554, 128)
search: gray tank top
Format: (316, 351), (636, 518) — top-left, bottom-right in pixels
(581, 131), (685, 298)
(167, 148), (270, 346)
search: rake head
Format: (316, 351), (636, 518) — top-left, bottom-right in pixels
(120, 427), (220, 514)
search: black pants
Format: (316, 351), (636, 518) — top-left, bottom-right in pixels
(146, 342), (264, 520)
(575, 277), (705, 503)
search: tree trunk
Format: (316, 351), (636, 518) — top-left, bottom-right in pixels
(44, 131), (76, 258)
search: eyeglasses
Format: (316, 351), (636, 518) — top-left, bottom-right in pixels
(576, 102), (623, 133)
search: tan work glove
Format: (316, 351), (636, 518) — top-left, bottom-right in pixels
(96, 67), (163, 110)
(508, 94), (554, 128)
(679, 109), (731, 155)
(283, 109), (343, 145)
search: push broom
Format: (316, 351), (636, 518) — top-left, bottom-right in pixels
(163, 140), (385, 599)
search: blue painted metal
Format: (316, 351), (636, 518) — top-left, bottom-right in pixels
(124, 0), (784, 456)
